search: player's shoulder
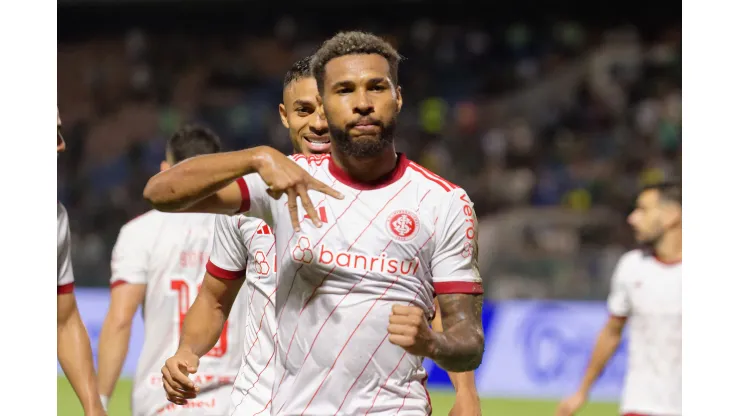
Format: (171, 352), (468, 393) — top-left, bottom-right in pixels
(402, 157), (471, 212)
(404, 157), (462, 194)
(119, 210), (165, 235)
(615, 249), (653, 271)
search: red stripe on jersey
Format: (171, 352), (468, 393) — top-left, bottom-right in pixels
(206, 260), (245, 280)
(434, 281), (483, 295)
(610, 314), (629, 322)
(57, 282), (74, 295)
(410, 162), (459, 189)
(235, 177), (250, 213)
(275, 183), (411, 399)
(408, 162), (459, 192)
(290, 154), (307, 162)
(110, 280), (128, 290)
(328, 153), (410, 190)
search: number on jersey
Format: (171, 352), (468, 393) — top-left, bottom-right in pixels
(171, 280), (229, 358)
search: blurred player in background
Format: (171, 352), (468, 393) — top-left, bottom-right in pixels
(144, 32), (485, 415)
(58, 110), (108, 416)
(96, 126), (249, 416)
(158, 56), (481, 415)
(557, 181), (682, 416)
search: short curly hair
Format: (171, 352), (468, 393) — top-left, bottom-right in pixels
(283, 55), (313, 88)
(310, 31), (402, 94)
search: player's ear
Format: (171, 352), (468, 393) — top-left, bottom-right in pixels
(279, 103), (290, 129)
(395, 85), (403, 112)
(160, 161), (171, 172)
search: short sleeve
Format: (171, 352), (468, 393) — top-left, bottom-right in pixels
(607, 254), (632, 317)
(57, 203), (75, 294)
(431, 189), (484, 295)
(110, 223), (149, 287)
(206, 215), (248, 280)
(235, 173), (272, 221)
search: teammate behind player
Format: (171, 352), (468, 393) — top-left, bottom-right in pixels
(557, 181), (682, 416)
(97, 125), (248, 416)
(145, 32), (485, 415)
(58, 110), (108, 416)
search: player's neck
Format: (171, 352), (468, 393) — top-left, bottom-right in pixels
(331, 146), (398, 183)
(655, 228), (682, 264)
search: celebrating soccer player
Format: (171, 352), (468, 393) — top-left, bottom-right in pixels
(145, 32), (485, 415)
(557, 181), (682, 416)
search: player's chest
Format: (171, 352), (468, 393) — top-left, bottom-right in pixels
(281, 193), (436, 271)
(629, 267), (682, 315)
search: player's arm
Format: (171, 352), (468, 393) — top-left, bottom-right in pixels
(162, 214), (248, 405)
(57, 204), (105, 415)
(576, 315), (627, 396)
(429, 190), (485, 373)
(430, 298), (481, 414)
(97, 223), (150, 407)
(430, 293), (484, 373)
(177, 273), (244, 357)
(97, 284), (145, 405)
(389, 190), (485, 372)
(58, 292), (106, 414)
(143, 146), (341, 229)
(557, 256), (631, 416)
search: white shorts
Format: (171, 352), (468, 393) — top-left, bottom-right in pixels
(132, 386), (232, 416)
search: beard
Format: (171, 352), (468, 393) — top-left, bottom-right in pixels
(328, 116), (397, 158)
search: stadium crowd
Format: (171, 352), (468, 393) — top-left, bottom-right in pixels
(57, 15), (681, 298)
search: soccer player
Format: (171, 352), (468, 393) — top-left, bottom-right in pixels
(96, 125), (249, 416)
(160, 56), (482, 415)
(57, 110), (108, 416)
(145, 32), (485, 415)
(556, 181), (682, 416)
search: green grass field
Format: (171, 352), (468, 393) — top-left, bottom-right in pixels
(58, 377), (618, 415)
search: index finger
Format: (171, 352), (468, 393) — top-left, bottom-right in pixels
(391, 304), (415, 315)
(308, 177), (344, 200)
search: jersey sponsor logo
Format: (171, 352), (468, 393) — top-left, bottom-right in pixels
(386, 209), (420, 242)
(292, 237), (314, 264)
(253, 250), (274, 276)
(290, 237), (421, 276)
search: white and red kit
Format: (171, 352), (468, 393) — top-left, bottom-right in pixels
(206, 214), (278, 415)
(236, 153), (483, 415)
(110, 211), (249, 416)
(607, 249), (682, 416)
(58, 202), (75, 294)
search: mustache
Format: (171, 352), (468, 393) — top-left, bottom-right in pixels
(348, 117), (382, 128)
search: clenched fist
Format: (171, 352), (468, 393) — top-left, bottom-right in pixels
(161, 349), (201, 405)
(387, 305), (437, 358)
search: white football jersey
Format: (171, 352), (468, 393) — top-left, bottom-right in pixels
(206, 215), (277, 415)
(236, 153), (483, 415)
(110, 211), (249, 416)
(607, 249), (682, 415)
(58, 202), (75, 294)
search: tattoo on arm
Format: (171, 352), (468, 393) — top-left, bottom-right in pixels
(431, 293), (485, 372)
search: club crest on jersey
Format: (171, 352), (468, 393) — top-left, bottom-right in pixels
(386, 210), (420, 242)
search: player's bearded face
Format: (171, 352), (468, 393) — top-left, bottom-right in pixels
(321, 54), (402, 158)
(326, 109), (397, 158)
